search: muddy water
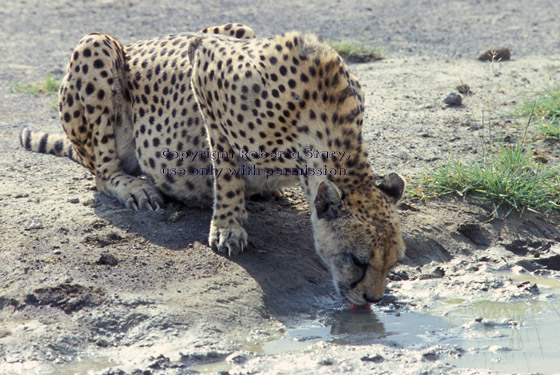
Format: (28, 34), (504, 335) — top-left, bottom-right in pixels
(259, 308), (451, 354)
(439, 275), (560, 374)
(248, 274), (560, 374)
(443, 298), (560, 373)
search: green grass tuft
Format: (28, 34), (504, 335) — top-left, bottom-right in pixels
(408, 141), (560, 214)
(513, 86), (560, 139)
(12, 74), (61, 96)
(329, 41), (383, 63)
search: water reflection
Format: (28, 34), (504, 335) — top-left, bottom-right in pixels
(261, 307), (451, 354)
(327, 308), (386, 340)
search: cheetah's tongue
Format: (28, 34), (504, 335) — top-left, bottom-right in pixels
(349, 303), (372, 310)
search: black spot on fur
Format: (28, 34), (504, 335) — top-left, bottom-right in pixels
(85, 83), (95, 95)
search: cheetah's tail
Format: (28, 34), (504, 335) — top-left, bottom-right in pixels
(19, 128), (79, 162)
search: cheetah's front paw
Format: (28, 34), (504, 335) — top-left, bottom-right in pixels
(209, 222), (248, 256)
(119, 179), (164, 211)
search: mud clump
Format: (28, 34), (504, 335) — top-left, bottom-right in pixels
(477, 47), (511, 61)
(503, 239), (550, 256)
(96, 252), (119, 266)
(456, 83), (472, 95)
(24, 283), (106, 314)
(534, 255), (560, 271)
(84, 231), (124, 247)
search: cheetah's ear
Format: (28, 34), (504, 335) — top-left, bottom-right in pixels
(314, 180), (343, 220)
(377, 173), (406, 202)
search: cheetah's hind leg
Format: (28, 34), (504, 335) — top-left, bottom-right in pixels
(58, 33), (163, 211)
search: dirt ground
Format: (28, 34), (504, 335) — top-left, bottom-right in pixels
(1, 1), (560, 374)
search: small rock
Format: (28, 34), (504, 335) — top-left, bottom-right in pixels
(422, 351), (439, 361)
(96, 338), (110, 347)
(227, 353), (249, 365)
(24, 218), (43, 230)
(443, 93), (462, 107)
(97, 253), (118, 266)
(361, 354), (384, 363)
(477, 47), (511, 61)
(319, 359), (334, 366)
(0, 329), (11, 338)
(67, 198), (80, 204)
(148, 355), (171, 370)
(431, 266), (445, 278)
(517, 281), (539, 294)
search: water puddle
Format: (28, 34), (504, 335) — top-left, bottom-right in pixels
(52, 357), (117, 375)
(259, 307), (451, 355)
(443, 299), (560, 374)
(251, 273), (560, 374)
(189, 360), (232, 373)
(436, 273), (560, 374)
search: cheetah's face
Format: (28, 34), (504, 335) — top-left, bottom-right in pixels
(312, 175), (406, 305)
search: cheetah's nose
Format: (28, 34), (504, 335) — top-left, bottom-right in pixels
(363, 293), (382, 304)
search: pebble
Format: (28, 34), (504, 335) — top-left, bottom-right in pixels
(227, 353), (249, 365)
(24, 218), (43, 230)
(96, 253), (119, 266)
(360, 354), (384, 363)
(432, 266), (445, 278)
(443, 93), (462, 107)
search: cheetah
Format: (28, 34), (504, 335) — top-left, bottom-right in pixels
(21, 24), (406, 305)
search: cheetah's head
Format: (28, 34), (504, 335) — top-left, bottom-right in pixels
(311, 174), (406, 306)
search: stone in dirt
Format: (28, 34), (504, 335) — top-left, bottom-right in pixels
(443, 92), (462, 107)
(361, 354), (384, 363)
(24, 218), (43, 230)
(97, 252), (119, 266)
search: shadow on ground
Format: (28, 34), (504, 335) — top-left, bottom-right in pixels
(92, 188), (337, 317)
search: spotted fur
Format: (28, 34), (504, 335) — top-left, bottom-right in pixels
(20, 24), (406, 305)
